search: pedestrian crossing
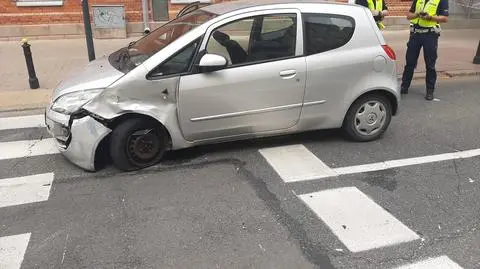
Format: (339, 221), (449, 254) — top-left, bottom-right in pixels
(0, 113), (476, 268)
(0, 233), (31, 269)
(393, 256), (464, 269)
(259, 143), (475, 268)
(0, 114), (45, 131)
(298, 187), (420, 252)
(0, 139), (57, 160)
(0, 114), (56, 269)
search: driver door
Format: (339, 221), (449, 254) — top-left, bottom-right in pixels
(177, 9), (306, 141)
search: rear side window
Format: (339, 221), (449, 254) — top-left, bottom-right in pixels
(303, 13), (355, 55)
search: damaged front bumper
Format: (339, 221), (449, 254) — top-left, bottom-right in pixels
(45, 108), (111, 171)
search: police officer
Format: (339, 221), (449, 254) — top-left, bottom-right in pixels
(356, 0), (389, 29)
(400, 0), (449, 100)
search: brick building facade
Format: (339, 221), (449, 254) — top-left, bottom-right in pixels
(0, 0), (409, 25)
(0, 0), (415, 39)
(0, 0), (238, 25)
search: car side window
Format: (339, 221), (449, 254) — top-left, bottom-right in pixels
(206, 13), (297, 66)
(303, 13), (355, 55)
(150, 39), (200, 77)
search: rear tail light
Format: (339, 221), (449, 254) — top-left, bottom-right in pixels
(382, 45), (396, 60)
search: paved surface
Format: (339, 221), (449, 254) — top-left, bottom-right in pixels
(0, 77), (479, 269)
(0, 29), (478, 92)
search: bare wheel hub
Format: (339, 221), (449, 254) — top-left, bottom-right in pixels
(127, 129), (160, 163)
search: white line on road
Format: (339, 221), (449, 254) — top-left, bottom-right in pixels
(298, 187), (420, 252)
(393, 255), (463, 269)
(0, 233), (31, 269)
(333, 148), (480, 176)
(260, 145), (480, 182)
(259, 144), (337, 182)
(0, 173), (55, 208)
(0, 138), (58, 161)
(0, 114), (45, 131)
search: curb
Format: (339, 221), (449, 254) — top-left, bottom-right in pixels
(0, 89), (51, 113)
(0, 70), (478, 113)
(397, 70), (480, 80)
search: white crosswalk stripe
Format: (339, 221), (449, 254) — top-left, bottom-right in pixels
(0, 115), (45, 131)
(0, 114), (45, 131)
(0, 139), (58, 161)
(0, 115), (57, 268)
(259, 144), (337, 182)
(393, 256), (463, 269)
(0, 173), (55, 208)
(0, 233), (31, 269)
(299, 187), (420, 252)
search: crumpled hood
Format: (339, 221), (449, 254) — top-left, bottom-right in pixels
(51, 55), (125, 101)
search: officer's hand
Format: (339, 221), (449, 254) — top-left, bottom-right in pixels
(370, 10), (380, 16)
(422, 14), (433, 20)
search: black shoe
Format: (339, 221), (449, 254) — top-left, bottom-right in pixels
(400, 88), (408, 94)
(425, 90), (434, 101)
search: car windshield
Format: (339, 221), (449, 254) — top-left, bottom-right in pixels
(111, 9), (216, 72)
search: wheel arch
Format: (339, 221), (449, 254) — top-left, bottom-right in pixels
(344, 89), (398, 122)
(93, 112), (173, 170)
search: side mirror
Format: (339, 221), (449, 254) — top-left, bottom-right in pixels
(198, 54), (227, 73)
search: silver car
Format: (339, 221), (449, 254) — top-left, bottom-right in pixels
(45, 0), (400, 172)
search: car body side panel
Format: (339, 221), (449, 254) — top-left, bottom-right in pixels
(177, 57), (307, 141)
(296, 4), (399, 130)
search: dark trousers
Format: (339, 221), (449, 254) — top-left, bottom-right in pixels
(401, 32), (439, 91)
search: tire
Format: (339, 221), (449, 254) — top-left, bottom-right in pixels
(110, 118), (169, 171)
(342, 94), (392, 142)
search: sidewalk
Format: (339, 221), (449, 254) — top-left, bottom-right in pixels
(0, 29), (478, 111)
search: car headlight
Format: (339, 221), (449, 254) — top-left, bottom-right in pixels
(51, 89), (103, 115)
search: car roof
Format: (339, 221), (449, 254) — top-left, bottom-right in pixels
(201, 0), (351, 15)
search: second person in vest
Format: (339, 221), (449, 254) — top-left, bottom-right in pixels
(400, 0), (449, 100)
(356, 0), (389, 29)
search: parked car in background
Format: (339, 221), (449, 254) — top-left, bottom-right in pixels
(45, 0), (400, 172)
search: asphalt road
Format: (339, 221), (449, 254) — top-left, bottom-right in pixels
(0, 77), (479, 269)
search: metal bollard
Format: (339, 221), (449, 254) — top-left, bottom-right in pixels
(21, 38), (40, 89)
(474, 40), (480, 65)
(82, 0), (95, 61)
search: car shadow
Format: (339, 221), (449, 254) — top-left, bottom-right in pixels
(162, 128), (344, 164)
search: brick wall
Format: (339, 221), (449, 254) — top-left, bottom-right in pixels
(0, 0), (410, 25)
(0, 0), (145, 25)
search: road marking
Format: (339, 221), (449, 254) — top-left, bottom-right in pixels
(260, 144), (480, 182)
(298, 187), (420, 252)
(259, 144), (337, 182)
(0, 173), (55, 208)
(333, 148), (480, 176)
(0, 233), (31, 269)
(0, 138), (58, 161)
(0, 115), (45, 131)
(393, 255), (463, 269)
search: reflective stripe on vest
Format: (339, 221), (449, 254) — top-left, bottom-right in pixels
(410, 0), (441, 28)
(367, 0), (385, 29)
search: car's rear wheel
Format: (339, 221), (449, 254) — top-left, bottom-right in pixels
(110, 118), (169, 171)
(343, 94), (392, 142)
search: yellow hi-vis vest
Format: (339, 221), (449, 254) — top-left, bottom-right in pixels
(367, 0), (385, 29)
(410, 0), (441, 28)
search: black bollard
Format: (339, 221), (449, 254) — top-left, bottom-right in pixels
(21, 38), (40, 89)
(82, 0), (96, 61)
(474, 40), (480, 65)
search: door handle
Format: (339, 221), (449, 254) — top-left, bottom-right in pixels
(279, 70), (297, 79)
